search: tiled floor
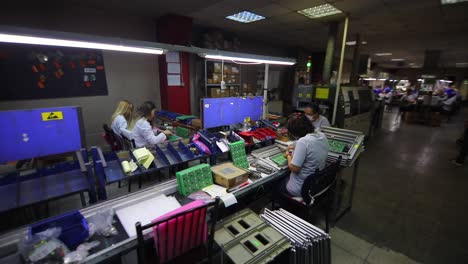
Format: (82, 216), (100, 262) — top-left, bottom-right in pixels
(337, 107), (468, 264)
(331, 227), (420, 264)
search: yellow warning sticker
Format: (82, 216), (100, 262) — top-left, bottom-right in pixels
(41, 111), (64, 121)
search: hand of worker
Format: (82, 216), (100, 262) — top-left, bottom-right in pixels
(163, 130), (173, 136)
(284, 150), (292, 158)
(287, 145), (295, 151)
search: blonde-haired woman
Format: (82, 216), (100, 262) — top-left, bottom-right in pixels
(111, 100), (134, 139)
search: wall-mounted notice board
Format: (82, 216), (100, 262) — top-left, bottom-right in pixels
(0, 42), (108, 101)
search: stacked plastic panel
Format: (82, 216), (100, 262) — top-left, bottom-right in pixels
(176, 163), (213, 196)
(261, 208), (331, 264)
(230, 141), (249, 169)
(214, 209), (290, 264)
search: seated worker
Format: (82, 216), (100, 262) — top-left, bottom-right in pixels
(111, 100), (134, 139)
(380, 87), (393, 110)
(132, 101), (172, 148)
(304, 104), (331, 129)
(280, 113), (329, 197)
(440, 89), (457, 114)
(399, 88), (417, 116)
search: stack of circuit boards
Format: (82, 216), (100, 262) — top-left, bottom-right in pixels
(230, 141), (249, 169)
(270, 153), (288, 167)
(176, 163), (213, 196)
(261, 208), (331, 264)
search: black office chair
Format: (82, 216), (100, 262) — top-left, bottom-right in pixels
(102, 124), (123, 151)
(135, 198), (220, 264)
(272, 158), (341, 233)
(121, 134), (136, 150)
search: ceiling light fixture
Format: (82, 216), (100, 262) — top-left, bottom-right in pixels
(0, 33), (165, 55)
(391, 58), (405, 62)
(200, 54), (296, 65)
(441, 0), (468, 5)
(375, 53), (392, 56)
(226, 11), (265, 23)
(455, 62), (468, 67)
(297, 4), (342, 19)
(345, 41), (367, 46)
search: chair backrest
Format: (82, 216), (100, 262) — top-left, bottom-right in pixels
(135, 198), (220, 264)
(301, 157), (341, 205)
(121, 134), (136, 150)
(102, 124), (122, 151)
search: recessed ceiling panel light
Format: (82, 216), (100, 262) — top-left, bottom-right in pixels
(455, 62), (468, 67)
(297, 4), (342, 19)
(391, 59), (405, 61)
(441, 0), (468, 5)
(226, 11), (265, 23)
(375, 53), (392, 56)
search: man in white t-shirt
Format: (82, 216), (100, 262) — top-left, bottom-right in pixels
(304, 104), (331, 129)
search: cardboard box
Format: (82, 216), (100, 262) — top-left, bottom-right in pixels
(191, 118), (202, 128)
(211, 162), (248, 188)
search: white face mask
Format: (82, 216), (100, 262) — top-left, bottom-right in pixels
(306, 115), (315, 121)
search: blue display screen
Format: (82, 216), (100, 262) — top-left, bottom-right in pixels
(202, 97), (263, 129)
(0, 107), (83, 163)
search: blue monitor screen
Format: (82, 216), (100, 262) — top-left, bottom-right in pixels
(0, 107), (83, 163)
(202, 97), (263, 129)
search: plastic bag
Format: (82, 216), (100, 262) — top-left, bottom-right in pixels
(19, 227), (70, 264)
(192, 134), (211, 155)
(63, 241), (100, 264)
(87, 208), (118, 237)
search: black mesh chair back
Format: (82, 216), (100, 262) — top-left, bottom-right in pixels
(301, 157), (341, 206)
(103, 124), (122, 151)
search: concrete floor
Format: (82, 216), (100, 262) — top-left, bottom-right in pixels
(337, 108), (468, 264)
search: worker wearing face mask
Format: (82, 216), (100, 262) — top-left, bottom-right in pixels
(304, 104), (331, 130)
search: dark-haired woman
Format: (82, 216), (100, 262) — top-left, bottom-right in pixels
(132, 101), (172, 148)
(282, 113), (329, 197)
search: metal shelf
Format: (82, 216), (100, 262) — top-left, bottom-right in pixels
(207, 84), (241, 87)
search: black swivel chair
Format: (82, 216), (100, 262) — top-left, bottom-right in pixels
(102, 124), (123, 151)
(135, 198), (220, 264)
(272, 158), (341, 233)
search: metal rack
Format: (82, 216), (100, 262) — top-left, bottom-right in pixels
(204, 59), (242, 98)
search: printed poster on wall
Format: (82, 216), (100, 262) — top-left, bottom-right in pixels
(0, 42), (108, 101)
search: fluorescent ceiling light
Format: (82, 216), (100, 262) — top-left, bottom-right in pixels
(441, 0), (468, 5)
(345, 41), (367, 46)
(456, 62), (468, 67)
(226, 11), (265, 23)
(440, 79), (453, 83)
(0, 33), (164, 55)
(375, 53), (392, 56)
(391, 58), (405, 61)
(201, 54), (295, 65)
(298, 4), (342, 19)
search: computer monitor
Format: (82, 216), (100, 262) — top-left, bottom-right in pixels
(202, 96), (263, 129)
(0, 106), (84, 163)
(315, 87), (330, 100)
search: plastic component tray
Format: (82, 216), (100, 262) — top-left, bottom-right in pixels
(176, 163), (213, 196)
(176, 126), (190, 139)
(221, 222), (289, 264)
(29, 210), (89, 250)
(215, 209), (265, 247)
(230, 141), (249, 169)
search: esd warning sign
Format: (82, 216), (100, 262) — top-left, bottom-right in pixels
(41, 111), (64, 121)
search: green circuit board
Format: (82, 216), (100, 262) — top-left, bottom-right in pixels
(328, 139), (347, 153)
(270, 153), (288, 166)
